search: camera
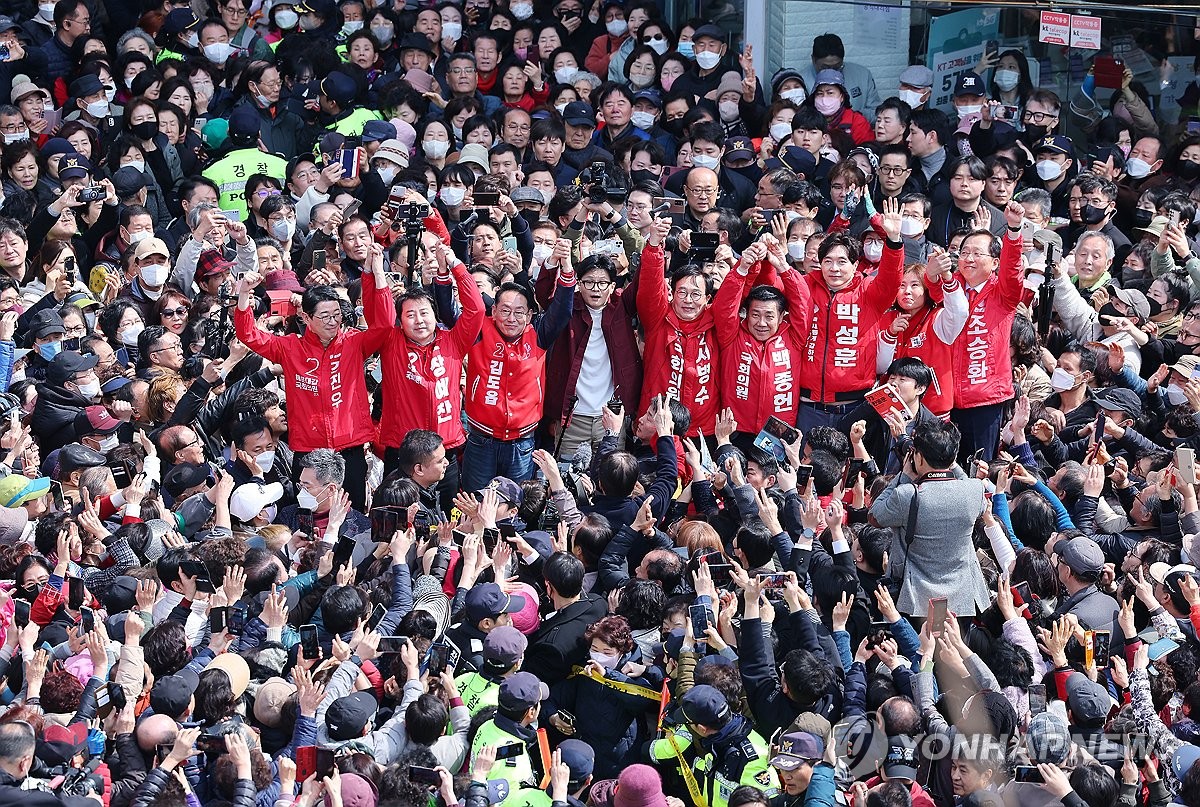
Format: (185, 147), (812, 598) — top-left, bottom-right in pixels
(580, 161), (625, 204)
(200, 281), (238, 360)
(392, 202), (431, 285)
(78, 185), (108, 203)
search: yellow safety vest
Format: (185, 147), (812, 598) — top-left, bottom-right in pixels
(201, 147), (288, 221)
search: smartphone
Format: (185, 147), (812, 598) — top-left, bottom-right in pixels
(108, 460), (132, 489)
(690, 232), (719, 255)
(316, 747), (335, 778)
(652, 196), (685, 216)
(228, 602), (247, 635)
(842, 457), (866, 489)
(331, 534), (355, 570)
(1189, 117), (1200, 136)
(409, 766), (441, 786)
(929, 596), (948, 636)
(689, 603), (710, 639)
(495, 742), (525, 760)
(556, 709), (575, 728)
(220, 209), (241, 223)
(296, 746), (317, 781)
(1177, 447), (1197, 485)
(49, 480), (65, 511)
(606, 394), (623, 415)
(338, 148), (360, 179)
(342, 199), (362, 220)
(474, 191), (500, 207)
(68, 576), (85, 611)
(1170, 209), (1181, 227)
(377, 635), (411, 653)
(64, 255), (76, 286)
(80, 606), (95, 633)
(156, 742), (173, 763)
(297, 508), (315, 537)
(370, 507), (403, 542)
(763, 415), (800, 445)
(1091, 629), (1112, 669)
(482, 527), (500, 554)
(299, 624), (320, 660)
(1093, 55), (1125, 90)
(367, 603), (386, 632)
(498, 523), (518, 542)
(994, 104), (1019, 122)
(181, 560), (217, 594)
(1013, 581), (1033, 605)
(413, 514), (431, 543)
(1013, 765), (1045, 784)
(313, 250), (327, 273)
(1028, 683), (1047, 715)
(209, 606), (227, 635)
(13, 599), (29, 629)
(795, 464), (813, 490)
(757, 573), (788, 589)
(1086, 411), (1107, 463)
(427, 643), (450, 675)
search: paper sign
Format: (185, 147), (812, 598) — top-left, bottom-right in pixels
(1039, 11), (1070, 46)
(1070, 16), (1102, 50)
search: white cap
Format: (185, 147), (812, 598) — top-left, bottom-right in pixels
(229, 482), (283, 523)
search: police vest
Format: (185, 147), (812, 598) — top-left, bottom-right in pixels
(327, 107), (383, 137)
(202, 148), (288, 220)
(471, 720), (536, 805)
(455, 671), (501, 716)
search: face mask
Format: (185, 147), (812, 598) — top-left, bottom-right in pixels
(1026, 248), (1045, 269)
(1036, 159), (1062, 181)
(377, 165), (397, 186)
(606, 19), (627, 36)
(126, 159), (148, 175)
(511, 1), (532, 18)
(185, 31), (200, 48)
(270, 219), (296, 241)
(898, 89), (924, 108)
(554, 67), (576, 84)
(900, 217), (924, 237)
(695, 50), (720, 70)
(631, 111), (655, 130)
(38, 2), (54, 20)
(440, 186), (466, 206)
(814, 96), (841, 116)
(780, 87), (806, 105)
(343, 20), (363, 33)
(255, 449), (276, 473)
(127, 230), (151, 245)
(647, 36), (668, 55)
(690, 154), (719, 170)
(98, 433), (119, 452)
(203, 42), (234, 64)
(296, 487), (321, 509)
(1098, 302), (1122, 321)
(1167, 384), (1189, 406)
(2, 131), (29, 144)
(105, 86), (117, 103)
(370, 26), (393, 44)
(718, 100), (739, 122)
(1125, 157), (1153, 179)
(956, 104), (983, 117)
(532, 243), (553, 264)
(677, 40), (694, 59)
(589, 650), (620, 669)
(75, 379), (100, 399)
(1049, 366), (1078, 392)
(770, 122), (792, 141)
(630, 73), (654, 89)
(555, 102), (568, 114)
(122, 76), (134, 90)
(1147, 298), (1163, 318)
(299, 14), (319, 30)
(85, 312), (96, 331)
(442, 21), (461, 40)
(863, 241), (884, 262)
(275, 8), (298, 27)
(451, 125), (463, 140)
(418, 140), (449, 161)
(86, 100), (109, 118)
(1179, 160), (1200, 181)
(994, 69), (1020, 92)
(140, 263), (168, 287)
(37, 341), (61, 361)
(660, 75), (675, 92)
(1081, 203), (1108, 226)
(787, 242), (805, 262)
(119, 322), (144, 345)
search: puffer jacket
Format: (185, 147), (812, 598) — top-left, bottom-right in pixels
(30, 383), (93, 453)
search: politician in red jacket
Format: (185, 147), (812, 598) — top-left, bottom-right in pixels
(462, 238), (576, 492)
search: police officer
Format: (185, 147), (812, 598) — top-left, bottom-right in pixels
(455, 625), (526, 716)
(507, 739), (594, 807)
(443, 581), (526, 673)
(649, 685), (779, 807)
(470, 671), (549, 800)
(201, 107), (288, 221)
(319, 71), (382, 137)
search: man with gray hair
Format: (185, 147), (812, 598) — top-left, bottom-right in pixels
(169, 201), (258, 296)
(288, 448), (369, 542)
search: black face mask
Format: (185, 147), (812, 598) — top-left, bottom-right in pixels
(1023, 124), (1049, 142)
(1081, 203), (1108, 226)
(1146, 297), (1163, 318)
(1179, 160), (1200, 181)
(130, 121), (159, 141)
(630, 168), (659, 186)
(1132, 208), (1154, 229)
(660, 117), (685, 138)
(1098, 302), (1122, 320)
(517, 209), (541, 229)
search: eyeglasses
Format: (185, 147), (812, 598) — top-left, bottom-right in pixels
(448, 66), (476, 75)
(958, 250), (992, 260)
(161, 306), (190, 318)
(879, 165), (909, 175)
(1022, 110), (1057, 124)
(674, 289), (705, 301)
(686, 186), (716, 196)
(580, 279), (613, 290)
(255, 189), (282, 198)
(311, 311), (344, 323)
(64, 326), (87, 337)
(496, 307), (529, 320)
(151, 342), (184, 354)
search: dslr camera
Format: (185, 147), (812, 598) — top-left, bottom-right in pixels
(580, 161), (625, 204)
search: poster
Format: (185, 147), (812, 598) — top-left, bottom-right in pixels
(1038, 12), (1069, 46)
(854, 3), (904, 55)
(1159, 56), (1196, 125)
(927, 8), (1000, 112)
(1070, 16), (1102, 50)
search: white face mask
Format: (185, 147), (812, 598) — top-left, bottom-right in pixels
(86, 100), (109, 118)
(647, 36), (668, 55)
(127, 159), (147, 174)
(770, 122), (792, 142)
(2, 131), (29, 144)
(863, 241), (884, 262)
(900, 217), (924, 237)
(185, 31), (200, 49)
(511, 2), (532, 18)
(255, 449), (276, 473)
(423, 140), (450, 159)
(98, 433), (119, 452)
(606, 18), (627, 36)
(631, 111), (655, 130)
(370, 26), (393, 44)
(128, 230), (152, 245)
(898, 89), (924, 108)
(262, 504), (278, 523)
(718, 100), (739, 122)
(119, 322), (145, 345)
(554, 67), (576, 84)
(1049, 366), (1079, 392)
(589, 650), (620, 669)
(1125, 157), (1153, 179)
(555, 103), (567, 114)
(787, 242), (805, 262)
(76, 380), (101, 399)
(993, 69), (1020, 92)
(342, 20), (363, 33)
(377, 165), (397, 186)
(203, 42), (234, 64)
(780, 87), (806, 105)
(629, 73), (654, 89)
(956, 104), (983, 117)
(439, 186), (465, 206)
(1036, 160), (1063, 181)
(691, 154), (719, 170)
(532, 243), (553, 264)
(296, 487), (321, 510)
(1026, 247), (1046, 269)
(37, 2), (55, 20)
(275, 8), (299, 28)
(140, 263), (168, 287)
(270, 219), (296, 241)
(442, 21), (461, 40)
(1167, 384), (1189, 406)
(695, 50), (720, 70)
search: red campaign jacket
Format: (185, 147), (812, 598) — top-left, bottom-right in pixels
(363, 263), (485, 450)
(636, 244), (719, 436)
(798, 241), (903, 403)
(713, 261), (811, 433)
(235, 289), (391, 452)
(465, 270), (577, 440)
(881, 279), (966, 418)
(952, 234), (1024, 409)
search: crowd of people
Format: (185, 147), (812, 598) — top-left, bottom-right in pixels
(2, 2), (1200, 807)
